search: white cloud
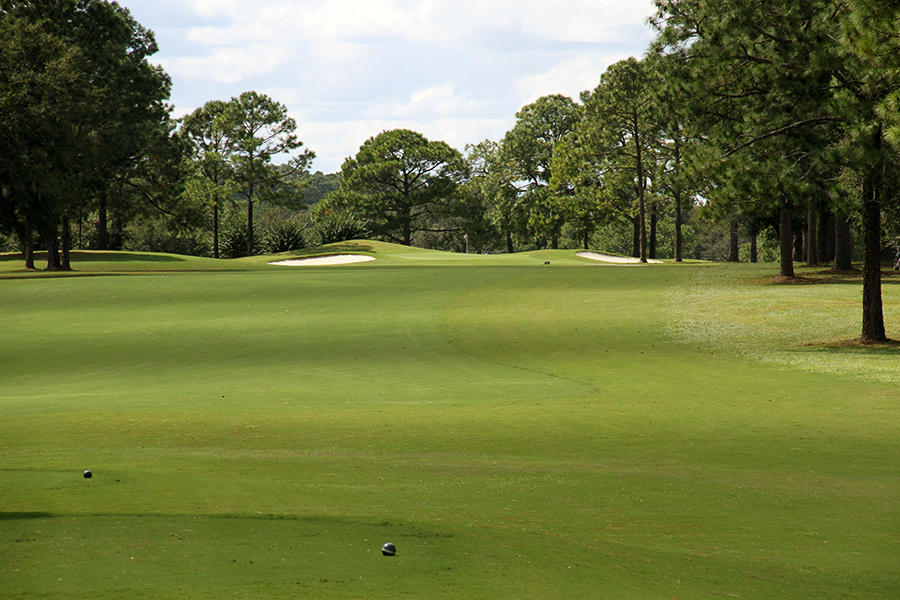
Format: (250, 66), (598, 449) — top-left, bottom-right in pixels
(514, 0), (657, 43)
(180, 0), (656, 45)
(161, 42), (290, 84)
(183, 1), (423, 44)
(187, 0), (240, 19)
(385, 84), (485, 120)
(512, 52), (635, 108)
(128, 0), (658, 172)
(301, 117), (512, 172)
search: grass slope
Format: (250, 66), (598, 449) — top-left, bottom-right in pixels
(1, 243), (898, 599)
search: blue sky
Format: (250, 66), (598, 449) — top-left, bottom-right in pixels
(124, 0), (657, 173)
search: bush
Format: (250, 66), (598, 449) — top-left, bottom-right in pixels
(314, 211), (367, 245)
(220, 225), (256, 258)
(261, 221), (307, 254)
(0, 233), (18, 253)
(123, 216), (211, 257)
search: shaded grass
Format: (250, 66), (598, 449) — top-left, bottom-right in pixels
(1, 248), (899, 598)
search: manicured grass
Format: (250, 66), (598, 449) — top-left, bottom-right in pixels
(1, 243), (898, 599)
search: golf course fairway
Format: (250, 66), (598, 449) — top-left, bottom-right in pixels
(1, 241), (898, 599)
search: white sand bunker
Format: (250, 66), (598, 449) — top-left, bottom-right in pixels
(577, 251), (662, 264)
(270, 254), (376, 266)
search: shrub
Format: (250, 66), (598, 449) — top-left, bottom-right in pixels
(220, 225), (257, 258)
(314, 211), (367, 245)
(261, 221), (307, 254)
(123, 216), (211, 257)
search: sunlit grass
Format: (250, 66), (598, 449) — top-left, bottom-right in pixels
(1, 246), (899, 599)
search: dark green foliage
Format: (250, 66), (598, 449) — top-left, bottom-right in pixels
(227, 91), (315, 256)
(502, 95), (582, 249)
(0, 0), (176, 268)
(650, 0), (900, 339)
(219, 225), (255, 259)
(260, 221), (307, 254)
(301, 172), (341, 205)
(325, 129), (466, 246)
(313, 211), (368, 246)
(123, 215), (211, 257)
(180, 93), (315, 257)
(558, 59), (656, 260)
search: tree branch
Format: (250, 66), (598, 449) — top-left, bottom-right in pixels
(725, 117), (841, 156)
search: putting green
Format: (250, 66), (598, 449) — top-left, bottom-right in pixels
(1, 244), (898, 599)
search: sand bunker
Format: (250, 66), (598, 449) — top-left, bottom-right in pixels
(269, 254), (376, 266)
(576, 251), (662, 264)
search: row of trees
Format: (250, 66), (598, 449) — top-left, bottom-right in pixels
(3, 1), (898, 339)
(647, 0), (900, 341)
(1, 1), (326, 265)
(317, 0), (900, 341)
(180, 93), (315, 258)
(1, 0), (174, 269)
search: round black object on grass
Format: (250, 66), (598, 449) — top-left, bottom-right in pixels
(83, 470), (92, 479)
(381, 542), (396, 556)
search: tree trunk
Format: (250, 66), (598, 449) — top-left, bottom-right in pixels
(97, 188), (109, 250)
(21, 214), (36, 269)
(649, 204), (658, 259)
(861, 165), (886, 342)
(750, 232), (758, 263)
(402, 214), (411, 246)
(806, 198), (818, 266)
(61, 215), (72, 271)
(779, 202), (795, 278)
(24, 233), (35, 269)
(633, 113), (647, 263)
(632, 217), (640, 258)
(833, 212), (852, 270)
(551, 235), (559, 250)
(213, 194), (220, 259)
(247, 198), (255, 256)
(506, 230), (514, 254)
(673, 135), (683, 263)
(46, 231), (62, 271)
(817, 203), (834, 266)
(583, 225), (589, 250)
(728, 220), (739, 262)
(674, 187), (683, 262)
(793, 228), (803, 263)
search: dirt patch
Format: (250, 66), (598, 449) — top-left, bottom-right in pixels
(801, 337), (900, 349)
(770, 275), (816, 284)
(828, 338), (900, 348)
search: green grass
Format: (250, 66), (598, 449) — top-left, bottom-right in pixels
(1, 243), (899, 599)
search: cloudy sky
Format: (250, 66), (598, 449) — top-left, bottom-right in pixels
(124, 0), (658, 173)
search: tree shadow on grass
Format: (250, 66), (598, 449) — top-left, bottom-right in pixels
(289, 241), (378, 257)
(766, 267), (900, 286)
(803, 338), (900, 351)
(2, 251), (186, 264)
(0, 512), (54, 520)
(319, 241), (377, 254)
(68, 251), (185, 263)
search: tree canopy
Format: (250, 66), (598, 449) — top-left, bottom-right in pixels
(324, 129), (467, 246)
(0, 0), (173, 268)
(501, 94), (581, 249)
(180, 92), (315, 256)
(650, 0), (900, 341)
